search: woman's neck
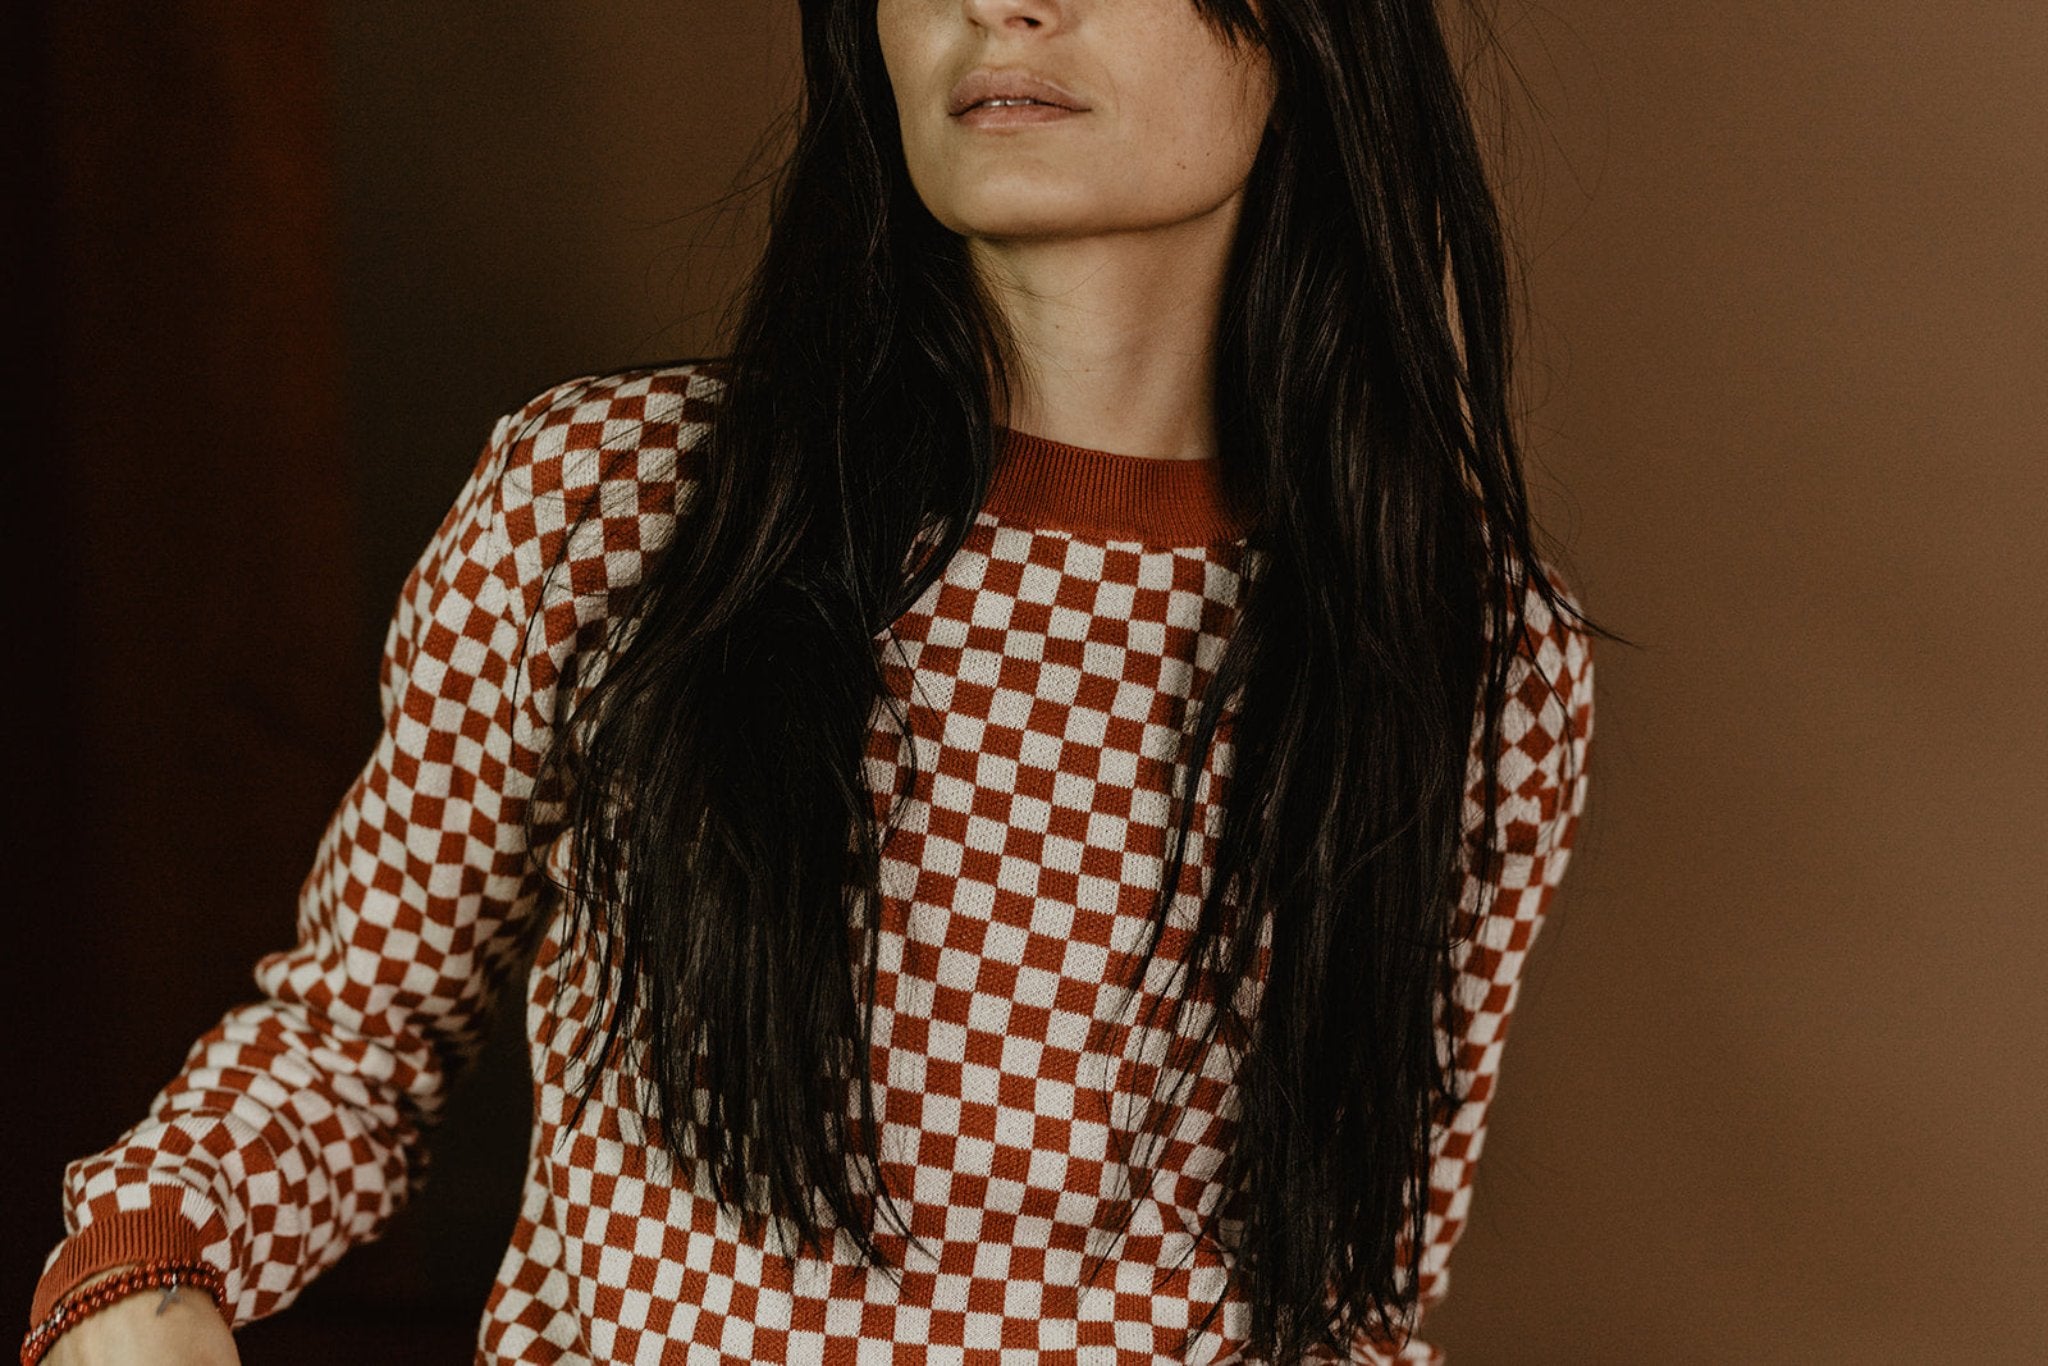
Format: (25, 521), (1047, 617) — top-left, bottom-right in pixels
(967, 201), (1240, 463)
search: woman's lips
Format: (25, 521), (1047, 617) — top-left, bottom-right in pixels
(953, 102), (1087, 128)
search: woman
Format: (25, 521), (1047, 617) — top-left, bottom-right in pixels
(27, 0), (1600, 1362)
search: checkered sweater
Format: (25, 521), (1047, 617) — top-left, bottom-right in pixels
(33, 362), (1594, 1363)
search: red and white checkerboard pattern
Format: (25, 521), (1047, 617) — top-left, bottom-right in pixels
(38, 362), (1593, 1364)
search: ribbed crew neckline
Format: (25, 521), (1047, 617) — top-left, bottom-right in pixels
(984, 426), (1253, 546)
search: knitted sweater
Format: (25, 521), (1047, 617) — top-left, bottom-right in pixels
(32, 361), (1594, 1364)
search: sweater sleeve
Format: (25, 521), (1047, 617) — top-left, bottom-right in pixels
(1353, 577), (1598, 1364)
(27, 380), (620, 1329)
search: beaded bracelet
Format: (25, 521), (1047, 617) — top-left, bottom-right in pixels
(19, 1259), (227, 1366)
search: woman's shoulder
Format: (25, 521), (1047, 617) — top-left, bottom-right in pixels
(1484, 558), (1597, 857)
(499, 356), (733, 432)
(1513, 560), (1595, 717)
(490, 357), (731, 517)
(435, 358), (731, 635)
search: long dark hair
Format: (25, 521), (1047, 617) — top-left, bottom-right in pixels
(525, 0), (1607, 1358)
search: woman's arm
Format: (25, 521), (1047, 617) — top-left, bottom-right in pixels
(27, 392), (576, 1347)
(1356, 578), (1598, 1363)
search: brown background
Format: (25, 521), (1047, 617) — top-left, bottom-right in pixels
(7, 2), (2043, 1362)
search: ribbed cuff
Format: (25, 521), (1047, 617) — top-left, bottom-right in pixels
(30, 1202), (213, 1327)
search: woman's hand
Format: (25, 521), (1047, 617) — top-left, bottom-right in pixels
(38, 1266), (240, 1366)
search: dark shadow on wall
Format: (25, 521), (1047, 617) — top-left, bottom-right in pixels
(9, 5), (789, 1360)
(4, 5), (517, 1360)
